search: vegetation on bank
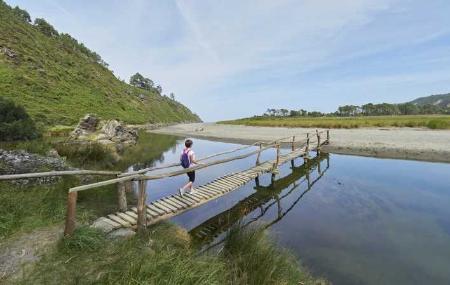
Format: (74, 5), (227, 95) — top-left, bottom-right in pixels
(220, 115), (450, 129)
(0, 96), (40, 141)
(0, 1), (200, 126)
(261, 94), (450, 118)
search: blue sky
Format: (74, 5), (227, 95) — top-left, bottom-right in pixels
(7, 0), (450, 121)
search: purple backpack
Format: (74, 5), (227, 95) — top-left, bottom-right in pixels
(180, 149), (191, 168)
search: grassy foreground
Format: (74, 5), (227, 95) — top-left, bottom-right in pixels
(220, 115), (450, 129)
(16, 224), (326, 285)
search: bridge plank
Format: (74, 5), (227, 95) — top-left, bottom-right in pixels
(146, 208), (160, 218)
(183, 193), (201, 203)
(166, 196), (189, 208)
(160, 198), (183, 210)
(173, 195), (195, 205)
(108, 214), (132, 227)
(147, 204), (166, 215)
(152, 201), (174, 213)
(116, 212), (137, 224)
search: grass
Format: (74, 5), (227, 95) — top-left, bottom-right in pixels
(0, 2), (200, 126)
(15, 223), (326, 285)
(220, 115), (450, 129)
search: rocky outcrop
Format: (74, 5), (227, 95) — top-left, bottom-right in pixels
(100, 120), (138, 145)
(71, 114), (99, 139)
(70, 115), (138, 145)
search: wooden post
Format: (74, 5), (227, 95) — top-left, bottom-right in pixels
(125, 180), (133, 192)
(137, 179), (147, 232)
(64, 191), (78, 236)
(275, 143), (280, 167)
(326, 130), (330, 144)
(304, 133), (310, 163)
(117, 181), (127, 212)
(255, 176), (260, 187)
(291, 135), (295, 151)
(316, 130), (321, 154)
(255, 143), (262, 165)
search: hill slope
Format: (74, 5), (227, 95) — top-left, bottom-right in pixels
(409, 93), (450, 108)
(0, 1), (200, 126)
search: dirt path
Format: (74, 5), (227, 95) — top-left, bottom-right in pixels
(151, 123), (450, 163)
(0, 226), (62, 282)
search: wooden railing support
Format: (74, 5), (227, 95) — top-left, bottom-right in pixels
(316, 130), (321, 154)
(255, 143), (262, 165)
(64, 191), (78, 236)
(137, 179), (147, 232)
(291, 136), (295, 151)
(275, 143), (280, 167)
(117, 181), (127, 212)
(304, 133), (310, 163)
(326, 130), (330, 144)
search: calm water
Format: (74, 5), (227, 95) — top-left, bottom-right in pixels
(135, 134), (450, 285)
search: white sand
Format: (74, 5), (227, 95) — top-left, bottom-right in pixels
(150, 123), (450, 163)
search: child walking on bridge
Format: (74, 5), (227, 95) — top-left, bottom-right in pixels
(179, 139), (199, 196)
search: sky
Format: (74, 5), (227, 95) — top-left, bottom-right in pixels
(6, 0), (450, 121)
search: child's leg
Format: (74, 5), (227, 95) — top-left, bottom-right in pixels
(182, 181), (192, 190)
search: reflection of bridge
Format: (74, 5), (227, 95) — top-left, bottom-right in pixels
(189, 154), (330, 247)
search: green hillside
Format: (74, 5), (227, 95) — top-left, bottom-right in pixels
(409, 93), (450, 108)
(0, 1), (200, 127)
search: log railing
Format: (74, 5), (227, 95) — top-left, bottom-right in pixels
(0, 130), (330, 236)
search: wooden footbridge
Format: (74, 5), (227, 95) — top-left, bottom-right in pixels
(190, 153), (330, 248)
(0, 130), (330, 236)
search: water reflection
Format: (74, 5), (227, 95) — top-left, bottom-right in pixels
(190, 153), (330, 249)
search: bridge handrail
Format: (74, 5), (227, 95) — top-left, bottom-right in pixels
(118, 135), (302, 177)
(0, 170), (121, 181)
(69, 141), (282, 192)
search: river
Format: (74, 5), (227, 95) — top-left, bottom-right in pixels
(133, 134), (450, 285)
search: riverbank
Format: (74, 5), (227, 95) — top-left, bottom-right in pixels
(150, 123), (450, 163)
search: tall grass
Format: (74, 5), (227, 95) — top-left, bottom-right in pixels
(18, 223), (326, 285)
(220, 115), (450, 129)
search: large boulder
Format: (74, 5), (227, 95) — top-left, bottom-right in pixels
(71, 114), (99, 138)
(101, 120), (138, 145)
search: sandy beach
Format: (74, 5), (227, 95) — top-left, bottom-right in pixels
(150, 123), (450, 163)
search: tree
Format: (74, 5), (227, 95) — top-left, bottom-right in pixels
(156, 85), (162, 94)
(129, 73), (154, 90)
(169, 93), (175, 100)
(34, 18), (58, 37)
(0, 97), (40, 141)
(13, 6), (31, 22)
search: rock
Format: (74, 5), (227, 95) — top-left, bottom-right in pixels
(116, 143), (125, 154)
(69, 115), (138, 148)
(138, 94), (145, 100)
(107, 228), (136, 240)
(101, 120), (138, 145)
(46, 149), (60, 158)
(0, 149), (70, 185)
(71, 114), (98, 138)
(0, 46), (17, 59)
(91, 217), (114, 233)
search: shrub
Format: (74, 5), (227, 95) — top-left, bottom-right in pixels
(427, 119), (449, 129)
(0, 96), (40, 141)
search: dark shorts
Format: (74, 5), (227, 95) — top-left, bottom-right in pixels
(187, 171), (195, 182)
